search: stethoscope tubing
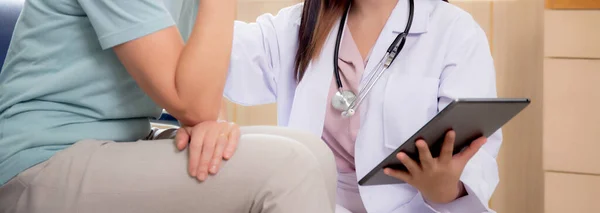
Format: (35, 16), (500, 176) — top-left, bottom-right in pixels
(333, 0), (415, 116)
(333, 2), (351, 91)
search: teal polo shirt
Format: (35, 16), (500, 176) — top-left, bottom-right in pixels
(0, 0), (197, 185)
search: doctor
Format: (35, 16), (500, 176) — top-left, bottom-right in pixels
(222, 0), (502, 212)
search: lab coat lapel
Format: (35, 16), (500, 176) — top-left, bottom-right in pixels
(356, 0), (434, 174)
(362, 0), (430, 82)
(287, 20), (341, 136)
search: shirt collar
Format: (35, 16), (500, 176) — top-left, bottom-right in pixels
(338, 28), (364, 65)
(390, 0), (436, 35)
(337, 0), (437, 63)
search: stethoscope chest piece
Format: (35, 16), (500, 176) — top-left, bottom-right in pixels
(329, 0), (414, 117)
(332, 90), (356, 112)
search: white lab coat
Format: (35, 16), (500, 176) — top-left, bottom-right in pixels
(225, 0), (502, 212)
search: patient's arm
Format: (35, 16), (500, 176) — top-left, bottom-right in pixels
(113, 0), (236, 126)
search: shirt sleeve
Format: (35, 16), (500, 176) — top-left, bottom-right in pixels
(421, 183), (491, 213)
(77, 0), (176, 50)
(223, 4), (303, 106)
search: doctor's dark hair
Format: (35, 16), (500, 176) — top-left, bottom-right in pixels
(294, 0), (350, 81)
(294, 0), (449, 81)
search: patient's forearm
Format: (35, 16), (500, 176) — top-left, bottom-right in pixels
(114, 0), (236, 126)
(174, 0), (236, 125)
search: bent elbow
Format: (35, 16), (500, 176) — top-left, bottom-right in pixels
(174, 101), (221, 126)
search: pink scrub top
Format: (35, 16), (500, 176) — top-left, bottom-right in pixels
(321, 26), (371, 213)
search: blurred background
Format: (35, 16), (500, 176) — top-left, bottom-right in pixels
(225, 0), (600, 212)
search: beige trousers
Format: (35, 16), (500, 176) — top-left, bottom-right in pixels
(0, 126), (337, 213)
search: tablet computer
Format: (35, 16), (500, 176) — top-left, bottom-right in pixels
(357, 98), (530, 186)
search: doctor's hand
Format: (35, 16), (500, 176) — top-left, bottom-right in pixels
(383, 131), (487, 204)
(174, 120), (241, 182)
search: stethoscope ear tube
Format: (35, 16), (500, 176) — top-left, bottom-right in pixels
(384, 33), (407, 67)
(385, 0), (414, 67)
(343, 55), (389, 117)
(332, 0), (415, 117)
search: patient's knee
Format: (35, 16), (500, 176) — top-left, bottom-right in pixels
(237, 133), (323, 173)
(238, 128), (337, 210)
(240, 126), (335, 165)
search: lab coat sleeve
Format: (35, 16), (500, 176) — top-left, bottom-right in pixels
(425, 13), (501, 213)
(224, 4), (303, 106)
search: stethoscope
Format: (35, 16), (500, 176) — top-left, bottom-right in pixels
(331, 0), (415, 117)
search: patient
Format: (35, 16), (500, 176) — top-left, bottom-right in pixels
(0, 1), (335, 213)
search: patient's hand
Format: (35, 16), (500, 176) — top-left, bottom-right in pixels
(175, 121), (240, 182)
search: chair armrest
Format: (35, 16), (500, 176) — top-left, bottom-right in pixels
(150, 110), (180, 126)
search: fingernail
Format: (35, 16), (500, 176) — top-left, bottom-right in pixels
(190, 168), (197, 177)
(198, 172), (207, 181)
(210, 164), (217, 174)
(383, 169), (390, 175)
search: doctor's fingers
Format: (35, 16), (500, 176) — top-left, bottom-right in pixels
(454, 136), (487, 166)
(439, 131), (456, 163)
(416, 140), (434, 170)
(397, 152), (422, 174)
(384, 168), (413, 183)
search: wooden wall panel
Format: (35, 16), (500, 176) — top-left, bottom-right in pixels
(544, 59), (600, 174)
(546, 0), (600, 9)
(545, 172), (600, 213)
(490, 0), (545, 212)
(231, 103), (278, 126)
(237, 0), (300, 22)
(543, 3), (600, 213)
(545, 10), (600, 59)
